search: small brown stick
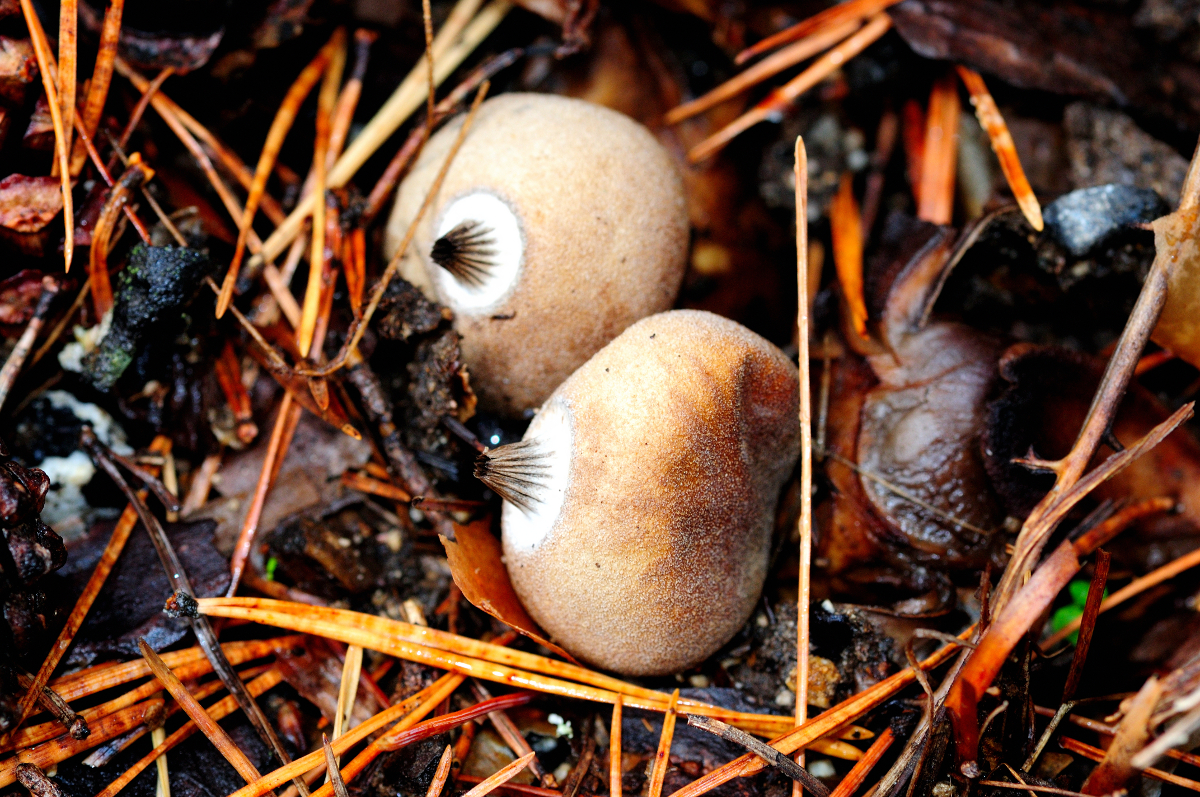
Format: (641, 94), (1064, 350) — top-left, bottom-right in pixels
(647, 690), (680, 797)
(219, 30), (344, 318)
(830, 171), (866, 340)
(93, 669), (284, 797)
(328, 30), (377, 165)
(978, 783), (1099, 797)
(72, 0), (125, 174)
(861, 109), (898, 236)
(916, 71), (959, 225)
(249, 0), (508, 268)
(15, 764), (62, 797)
(688, 15), (892, 163)
(733, 0), (904, 65)
(901, 100), (925, 204)
(0, 277), (60, 412)
(1061, 549), (1111, 701)
(215, 342), (258, 445)
(139, 640), (261, 782)
(19, 0), (74, 270)
(794, 137), (813, 797)
(89, 155), (155, 318)
(560, 718), (597, 797)
(14, 669), (88, 740)
(421, 0), (436, 138)
(687, 716), (829, 797)
(1034, 705), (1200, 770)
(426, 746), (454, 797)
(0, 437), (170, 748)
(57, 0), (77, 159)
(29, 277), (88, 369)
(472, 681), (553, 787)
(955, 66), (1042, 231)
(827, 729), (893, 797)
(610, 696), (623, 797)
(666, 20), (860, 125)
(322, 736), (350, 797)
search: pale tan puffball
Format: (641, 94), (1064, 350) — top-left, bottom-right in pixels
(385, 92), (688, 417)
(484, 310), (800, 676)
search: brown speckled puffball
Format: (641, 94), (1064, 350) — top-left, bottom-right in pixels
(483, 310), (800, 675)
(385, 92), (688, 417)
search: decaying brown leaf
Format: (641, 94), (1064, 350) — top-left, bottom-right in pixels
(0, 175), (62, 232)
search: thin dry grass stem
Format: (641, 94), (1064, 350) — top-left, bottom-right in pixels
(226, 392), (296, 596)
(916, 72), (959, 225)
(830, 171), (866, 341)
(610, 696), (623, 797)
(92, 670), (283, 797)
(954, 66), (1042, 230)
(329, 31), (376, 166)
(0, 277), (60, 412)
(152, 724), (170, 797)
(18, 0), (74, 270)
(828, 729), (893, 797)
(422, 0), (436, 137)
(226, 676), (460, 797)
(1061, 549), (1111, 701)
(181, 451), (223, 515)
(57, 0), (77, 162)
(195, 598), (800, 733)
(666, 20), (860, 125)
(463, 753), (537, 797)
(327, 644), (363, 778)
(665, 634), (966, 797)
(249, 0), (508, 267)
(0, 437), (170, 748)
(794, 137), (813, 797)
(1045, 500), (1199, 648)
(1060, 737), (1200, 792)
(138, 641), (262, 783)
(72, 0), (124, 173)
(688, 15), (892, 163)
(295, 81), (490, 379)
(647, 690), (680, 797)
(218, 30), (345, 318)
(734, 0), (904, 65)
(426, 746), (455, 797)
(322, 737), (350, 797)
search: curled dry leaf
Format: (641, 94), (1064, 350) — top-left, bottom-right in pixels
(440, 518), (577, 663)
(0, 175), (62, 233)
(0, 269), (48, 325)
(0, 36), (36, 104)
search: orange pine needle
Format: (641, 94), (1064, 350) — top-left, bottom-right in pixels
(793, 138), (812, 797)
(647, 690), (679, 797)
(215, 341), (258, 444)
(0, 437), (170, 748)
(1059, 737), (1200, 793)
(461, 753), (537, 797)
(610, 696), (623, 797)
(93, 670), (283, 797)
(18, 0), (74, 271)
(666, 19), (860, 126)
(57, 0), (77, 162)
(138, 640), (262, 783)
(734, 0), (904, 65)
(329, 31), (377, 166)
(688, 15), (892, 163)
(219, 29), (345, 319)
(916, 72), (960, 225)
(72, 0), (124, 175)
(426, 746), (455, 797)
(89, 155), (155, 319)
(830, 172), (867, 339)
(901, 99), (925, 204)
(345, 228), (366, 315)
(955, 65), (1042, 230)
(826, 729), (893, 797)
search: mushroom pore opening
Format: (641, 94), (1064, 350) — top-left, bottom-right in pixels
(498, 398), (572, 551)
(430, 191), (523, 312)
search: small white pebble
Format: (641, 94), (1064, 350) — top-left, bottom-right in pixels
(822, 600), (836, 613)
(688, 674), (710, 688)
(774, 688), (795, 708)
(553, 763), (571, 783)
(756, 614), (769, 628)
(808, 760), (836, 779)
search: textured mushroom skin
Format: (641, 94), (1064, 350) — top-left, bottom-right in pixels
(386, 93), (688, 416)
(502, 310), (800, 675)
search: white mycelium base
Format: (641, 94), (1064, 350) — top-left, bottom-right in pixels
(501, 398), (572, 552)
(432, 191), (524, 312)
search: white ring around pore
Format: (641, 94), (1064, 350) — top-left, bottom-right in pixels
(431, 190), (524, 312)
(501, 398), (573, 552)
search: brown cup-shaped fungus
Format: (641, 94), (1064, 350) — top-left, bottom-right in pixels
(386, 93), (688, 416)
(478, 310), (800, 675)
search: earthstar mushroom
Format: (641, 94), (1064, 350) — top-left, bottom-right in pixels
(386, 92), (689, 416)
(477, 310), (800, 675)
